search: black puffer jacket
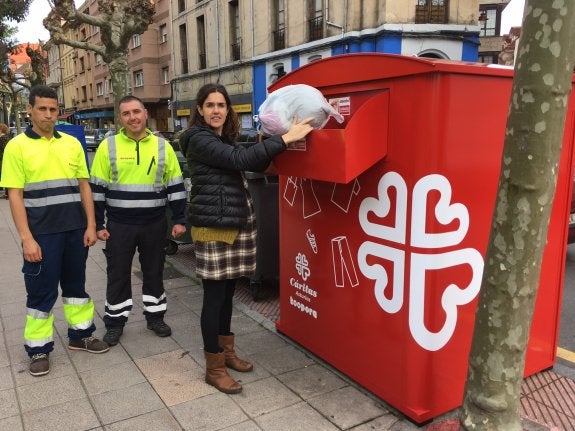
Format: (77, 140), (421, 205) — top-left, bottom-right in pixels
(182, 125), (286, 228)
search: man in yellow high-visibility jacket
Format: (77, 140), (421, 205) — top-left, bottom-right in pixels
(0, 85), (109, 377)
(90, 95), (187, 346)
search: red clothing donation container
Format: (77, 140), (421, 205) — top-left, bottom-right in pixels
(271, 54), (575, 424)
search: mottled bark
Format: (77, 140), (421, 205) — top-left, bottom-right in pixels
(43, 0), (155, 128)
(460, 1), (575, 430)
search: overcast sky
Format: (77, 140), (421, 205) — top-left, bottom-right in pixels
(14, 0), (526, 44)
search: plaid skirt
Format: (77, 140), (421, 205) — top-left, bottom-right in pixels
(194, 199), (257, 280)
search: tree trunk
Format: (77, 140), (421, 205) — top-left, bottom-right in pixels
(460, 1), (575, 430)
(108, 54), (129, 130)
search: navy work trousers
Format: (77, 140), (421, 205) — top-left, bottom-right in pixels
(103, 218), (167, 328)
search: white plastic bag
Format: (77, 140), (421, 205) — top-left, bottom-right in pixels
(258, 84), (344, 136)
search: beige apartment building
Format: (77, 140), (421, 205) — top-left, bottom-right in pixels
(46, 0), (512, 132)
(170, 0), (490, 130)
(50, 0), (173, 132)
(477, 0), (511, 63)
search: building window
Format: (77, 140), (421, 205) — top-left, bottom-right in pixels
(81, 86), (87, 102)
(160, 24), (168, 43)
(197, 15), (206, 70)
(178, 0), (185, 13)
(104, 79), (110, 95)
(95, 53), (102, 65)
(132, 34), (141, 48)
(179, 24), (188, 74)
(134, 70), (144, 87)
(307, 0), (323, 42)
(269, 62), (286, 84)
(479, 6), (500, 37)
(273, 0), (285, 50)
(162, 67), (169, 84)
(79, 57), (85, 73)
(415, 0), (448, 24)
(96, 82), (103, 96)
(229, 1), (240, 61)
(478, 52), (499, 64)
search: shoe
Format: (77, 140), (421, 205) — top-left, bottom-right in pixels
(218, 334), (253, 372)
(68, 336), (110, 353)
(147, 320), (172, 337)
(103, 327), (123, 346)
(204, 351), (242, 394)
(29, 353), (50, 376)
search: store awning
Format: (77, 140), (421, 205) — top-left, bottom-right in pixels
(58, 112), (74, 120)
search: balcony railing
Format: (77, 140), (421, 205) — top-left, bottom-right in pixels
(308, 16), (323, 42)
(273, 28), (285, 50)
(415, 3), (447, 24)
(231, 42), (241, 61)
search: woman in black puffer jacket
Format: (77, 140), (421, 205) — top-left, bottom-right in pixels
(181, 83), (313, 394)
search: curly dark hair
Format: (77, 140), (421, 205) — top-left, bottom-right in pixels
(190, 83), (239, 143)
(29, 85), (58, 106)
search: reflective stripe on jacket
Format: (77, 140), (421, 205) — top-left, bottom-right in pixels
(89, 129), (187, 229)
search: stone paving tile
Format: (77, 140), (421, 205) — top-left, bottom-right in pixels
(165, 286), (204, 314)
(17, 374), (86, 413)
(254, 401), (339, 431)
(220, 420), (262, 431)
(148, 369), (217, 406)
(170, 392), (249, 430)
(0, 389), (18, 420)
(0, 301), (25, 319)
(0, 366), (13, 391)
(91, 382), (165, 425)
(254, 343), (316, 375)
(119, 323), (182, 359)
(230, 313), (269, 336)
(234, 377), (301, 417)
(134, 349), (200, 380)
(67, 344), (132, 373)
(350, 413), (402, 430)
(104, 409), (182, 431)
(276, 363), (348, 400)
(0, 348), (8, 369)
(0, 415), (23, 431)
(21, 398), (100, 431)
(237, 329), (289, 355)
(227, 360), (272, 386)
(164, 310), (200, 332)
(307, 385), (389, 430)
(79, 361), (147, 395)
(12, 353), (75, 387)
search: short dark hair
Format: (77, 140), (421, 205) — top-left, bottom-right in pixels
(191, 83), (239, 143)
(118, 95), (144, 108)
(29, 85), (58, 106)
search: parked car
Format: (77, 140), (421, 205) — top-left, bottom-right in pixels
(85, 135), (97, 151)
(85, 128), (114, 152)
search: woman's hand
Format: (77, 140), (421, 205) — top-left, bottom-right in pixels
(281, 116), (314, 145)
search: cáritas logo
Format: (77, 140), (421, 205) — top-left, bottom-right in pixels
(357, 172), (484, 351)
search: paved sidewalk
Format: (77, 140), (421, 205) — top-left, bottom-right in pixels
(0, 198), (422, 430)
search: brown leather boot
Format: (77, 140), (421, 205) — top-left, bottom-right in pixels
(219, 334), (254, 372)
(204, 351), (242, 394)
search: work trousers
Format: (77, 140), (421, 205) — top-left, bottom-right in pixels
(23, 228), (95, 356)
(201, 278), (236, 353)
(103, 218), (167, 328)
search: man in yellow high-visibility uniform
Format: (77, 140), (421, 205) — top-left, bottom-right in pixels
(0, 85), (109, 377)
(90, 95), (187, 346)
